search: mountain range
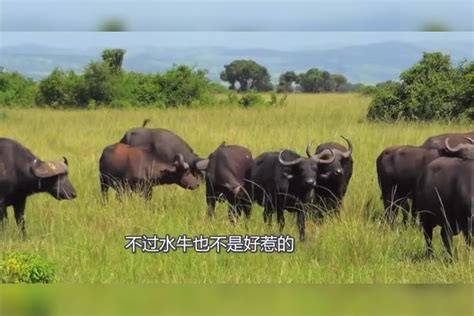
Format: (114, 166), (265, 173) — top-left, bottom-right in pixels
(0, 41), (472, 84)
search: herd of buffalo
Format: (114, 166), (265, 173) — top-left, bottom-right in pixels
(0, 119), (472, 259)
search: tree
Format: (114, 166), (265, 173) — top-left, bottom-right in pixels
(298, 68), (323, 92)
(220, 60), (272, 92)
(367, 52), (472, 121)
(0, 71), (37, 106)
(83, 61), (119, 104)
(320, 71), (333, 92)
(331, 74), (348, 91)
(101, 49), (126, 74)
(157, 65), (211, 107)
(277, 71), (298, 92)
(36, 69), (86, 107)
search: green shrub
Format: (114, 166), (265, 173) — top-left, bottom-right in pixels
(367, 53), (473, 121)
(36, 69), (87, 107)
(0, 72), (37, 106)
(158, 65), (213, 107)
(268, 92), (288, 107)
(226, 91), (240, 105)
(238, 92), (265, 107)
(0, 252), (55, 284)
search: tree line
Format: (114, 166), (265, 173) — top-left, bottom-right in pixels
(0, 50), (472, 121)
(0, 49), (363, 109)
(219, 59), (361, 93)
(0, 49), (215, 108)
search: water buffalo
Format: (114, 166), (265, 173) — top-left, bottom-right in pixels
(99, 143), (203, 200)
(413, 138), (474, 259)
(376, 145), (440, 225)
(421, 132), (474, 151)
(0, 138), (76, 237)
(200, 143), (253, 222)
(119, 120), (206, 185)
(313, 136), (353, 216)
(246, 145), (335, 241)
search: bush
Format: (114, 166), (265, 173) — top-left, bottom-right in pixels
(238, 92), (265, 107)
(268, 92), (288, 107)
(36, 69), (87, 107)
(82, 61), (121, 105)
(158, 65), (212, 107)
(0, 252), (55, 284)
(367, 52), (473, 121)
(0, 72), (37, 106)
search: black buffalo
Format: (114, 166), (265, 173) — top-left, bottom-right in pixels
(376, 145), (440, 224)
(414, 137), (474, 258)
(0, 138), (76, 237)
(313, 136), (353, 216)
(119, 120), (206, 186)
(99, 143), (203, 200)
(200, 143), (253, 222)
(421, 132), (474, 151)
(247, 145), (335, 241)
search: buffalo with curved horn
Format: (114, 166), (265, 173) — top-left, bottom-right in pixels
(414, 136), (474, 259)
(310, 136), (354, 217)
(246, 144), (335, 241)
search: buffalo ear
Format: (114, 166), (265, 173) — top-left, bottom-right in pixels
(283, 171), (294, 179)
(31, 159), (68, 178)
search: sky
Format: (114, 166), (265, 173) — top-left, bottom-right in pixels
(0, 0), (472, 58)
(1, 0), (472, 31)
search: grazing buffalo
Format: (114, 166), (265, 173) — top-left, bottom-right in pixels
(99, 143), (203, 200)
(414, 138), (474, 259)
(0, 138), (76, 237)
(200, 143), (253, 222)
(421, 132), (474, 151)
(247, 145), (335, 241)
(119, 120), (206, 185)
(313, 136), (353, 216)
(376, 145), (440, 225)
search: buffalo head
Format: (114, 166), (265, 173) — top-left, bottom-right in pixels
(31, 157), (77, 200)
(316, 136), (353, 179)
(171, 154), (204, 190)
(278, 144), (336, 188)
(444, 136), (474, 159)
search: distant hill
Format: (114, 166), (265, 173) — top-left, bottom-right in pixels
(0, 41), (471, 84)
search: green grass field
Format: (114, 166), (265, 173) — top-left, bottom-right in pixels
(0, 93), (472, 283)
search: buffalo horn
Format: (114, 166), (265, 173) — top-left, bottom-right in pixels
(312, 149), (336, 164)
(278, 150), (304, 166)
(340, 136), (353, 158)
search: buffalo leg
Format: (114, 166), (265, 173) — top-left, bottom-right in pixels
(238, 198), (252, 219)
(206, 183), (217, 219)
(13, 197), (27, 239)
(276, 208), (285, 233)
(440, 226), (454, 260)
(400, 199), (410, 226)
(297, 210), (306, 242)
(0, 198), (7, 231)
(463, 216), (473, 247)
(422, 219), (434, 258)
(228, 206), (238, 224)
(382, 186), (397, 224)
(100, 175), (109, 202)
(263, 208), (273, 225)
(263, 197), (273, 225)
(206, 196), (217, 219)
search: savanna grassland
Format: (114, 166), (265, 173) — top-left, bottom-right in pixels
(0, 93), (472, 283)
